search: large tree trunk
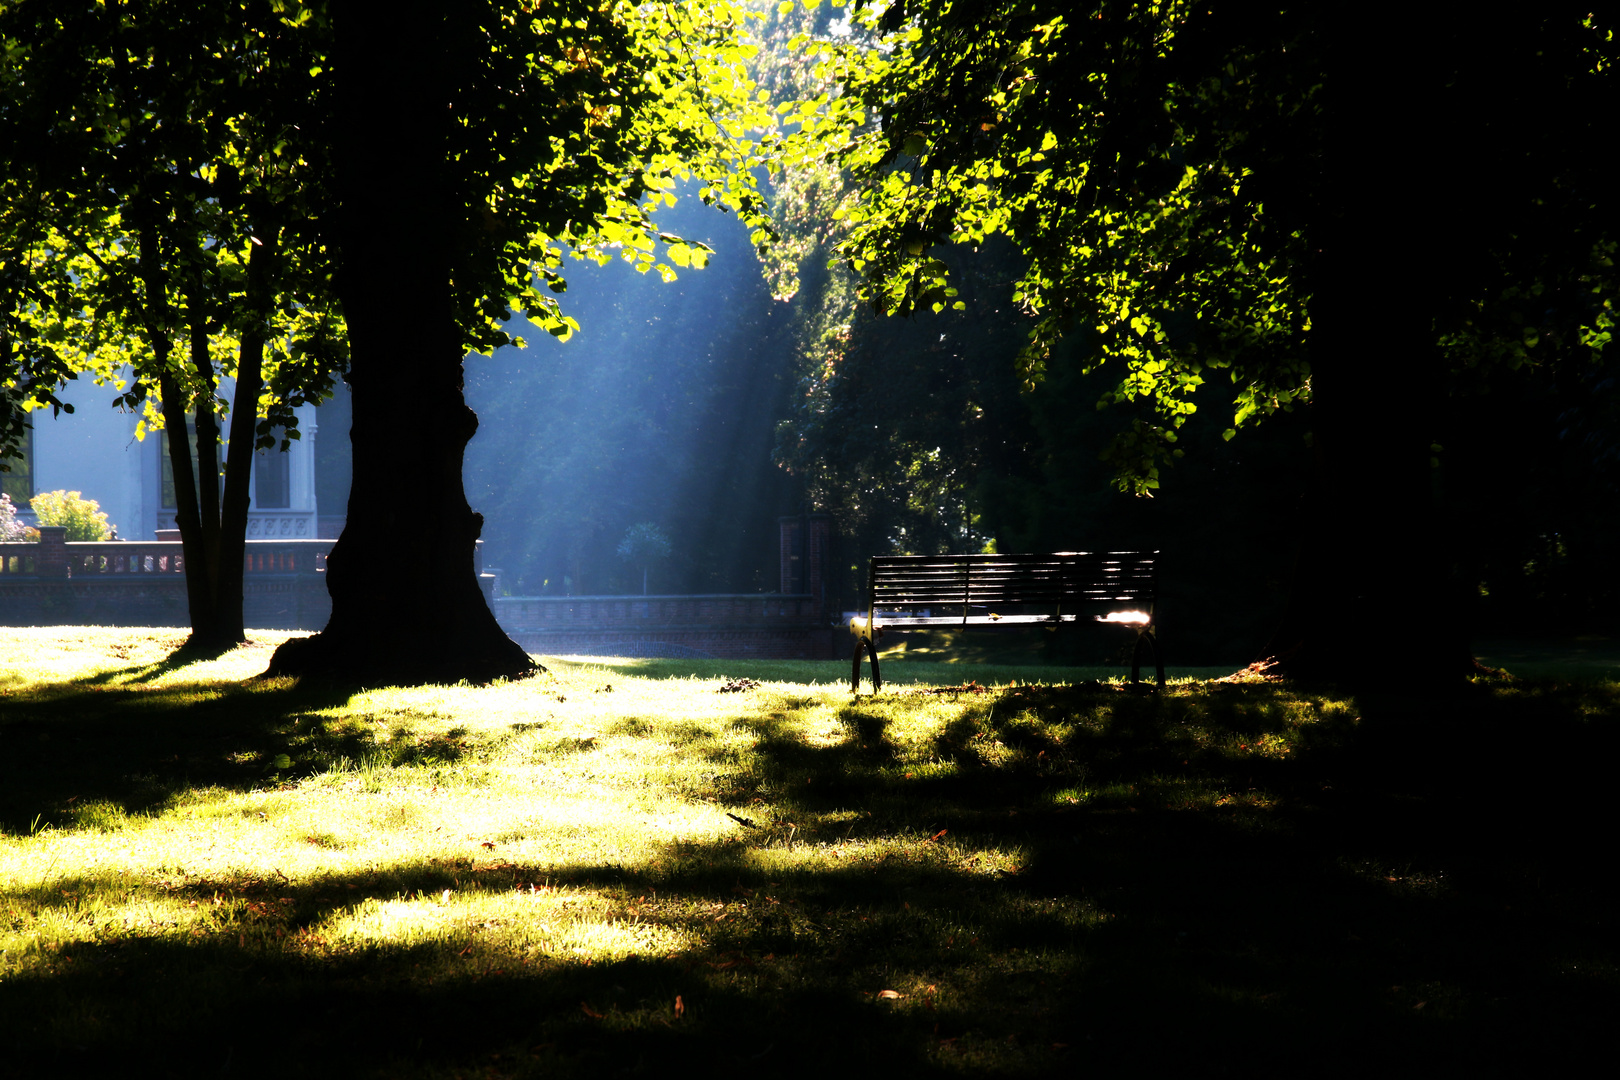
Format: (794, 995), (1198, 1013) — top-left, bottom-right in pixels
(1254, 15), (1471, 690)
(266, 2), (536, 685)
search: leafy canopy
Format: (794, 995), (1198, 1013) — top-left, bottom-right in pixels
(810, 2), (1619, 492)
(435, 0), (801, 358)
(0, 0), (345, 458)
(2, 0), (807, 454)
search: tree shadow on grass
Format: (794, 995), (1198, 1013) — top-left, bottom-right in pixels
(4, 675), (1617, 1075)
(4, 812), (1611, 1078)
(698, 680), (1620, 1070)
(67, 651), (216, 688)
(0, 677), (359, 834)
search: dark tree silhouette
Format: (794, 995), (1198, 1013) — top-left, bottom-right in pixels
(826, 3), (1619, 686)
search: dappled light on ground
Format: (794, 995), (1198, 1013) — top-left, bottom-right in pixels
(2, 629), (1616, 1074)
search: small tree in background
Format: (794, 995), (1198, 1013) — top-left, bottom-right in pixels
(30, 490), (112, 542)
(617, 523), (672, 596)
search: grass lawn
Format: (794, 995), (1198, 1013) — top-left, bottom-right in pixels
(2, 627), (1616, 1077)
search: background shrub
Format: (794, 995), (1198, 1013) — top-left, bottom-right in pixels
(29, 490), (113, 541)
(1, 493), (19, 540)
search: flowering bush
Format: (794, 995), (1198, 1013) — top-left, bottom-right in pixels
(29, 490), (113, 541)
(1, 492), (24, 540)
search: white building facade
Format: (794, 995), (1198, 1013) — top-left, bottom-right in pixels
(3, 375), (320, 541)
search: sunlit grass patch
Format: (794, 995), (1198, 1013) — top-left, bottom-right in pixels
(2, 629), (1617, 1074)
(316, 884), (699, 963)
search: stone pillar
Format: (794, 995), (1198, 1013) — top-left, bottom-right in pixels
(806, 514), (831, 619)
(36, 526), (68, 577)
(779, 514), (833, 616)
(778, 516), (802, 594)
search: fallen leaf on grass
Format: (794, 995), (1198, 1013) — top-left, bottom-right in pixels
(878, 990), (902, 999)
(674, 995), (685, 1020)
(580, 1002), (604, 1019)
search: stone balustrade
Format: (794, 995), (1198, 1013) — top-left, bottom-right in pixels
(1, 530), (336, 629)
(494, 593), (822, 630)
(1, 529), (333, 577)
(492, 593), (840, 660)
(2, 540), (835, 655)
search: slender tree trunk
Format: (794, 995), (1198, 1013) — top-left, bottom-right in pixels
(163, 246), (271, 655)
(157, 364), (208, 629)
(215, 233), (276, 647)
(138, 221), (214, 642)
(185, 282), (233, 650)
(267, 1), (536, 684)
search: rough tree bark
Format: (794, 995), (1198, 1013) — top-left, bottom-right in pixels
(266, 2), (537, 684)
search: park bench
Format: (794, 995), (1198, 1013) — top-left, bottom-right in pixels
(848, 551), (1162, 692)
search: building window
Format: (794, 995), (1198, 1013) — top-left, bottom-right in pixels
(158, 425), (290, 510)
(254, 438), (290, 509)
(1, 425), (32, 504)
(160, 426), (222, 510)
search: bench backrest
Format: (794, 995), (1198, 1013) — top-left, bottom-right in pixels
(868, 551), (1157, 611)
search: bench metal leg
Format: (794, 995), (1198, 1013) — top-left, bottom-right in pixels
(851, 636), (883, 694)
(1131, 632), (1165, 690)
